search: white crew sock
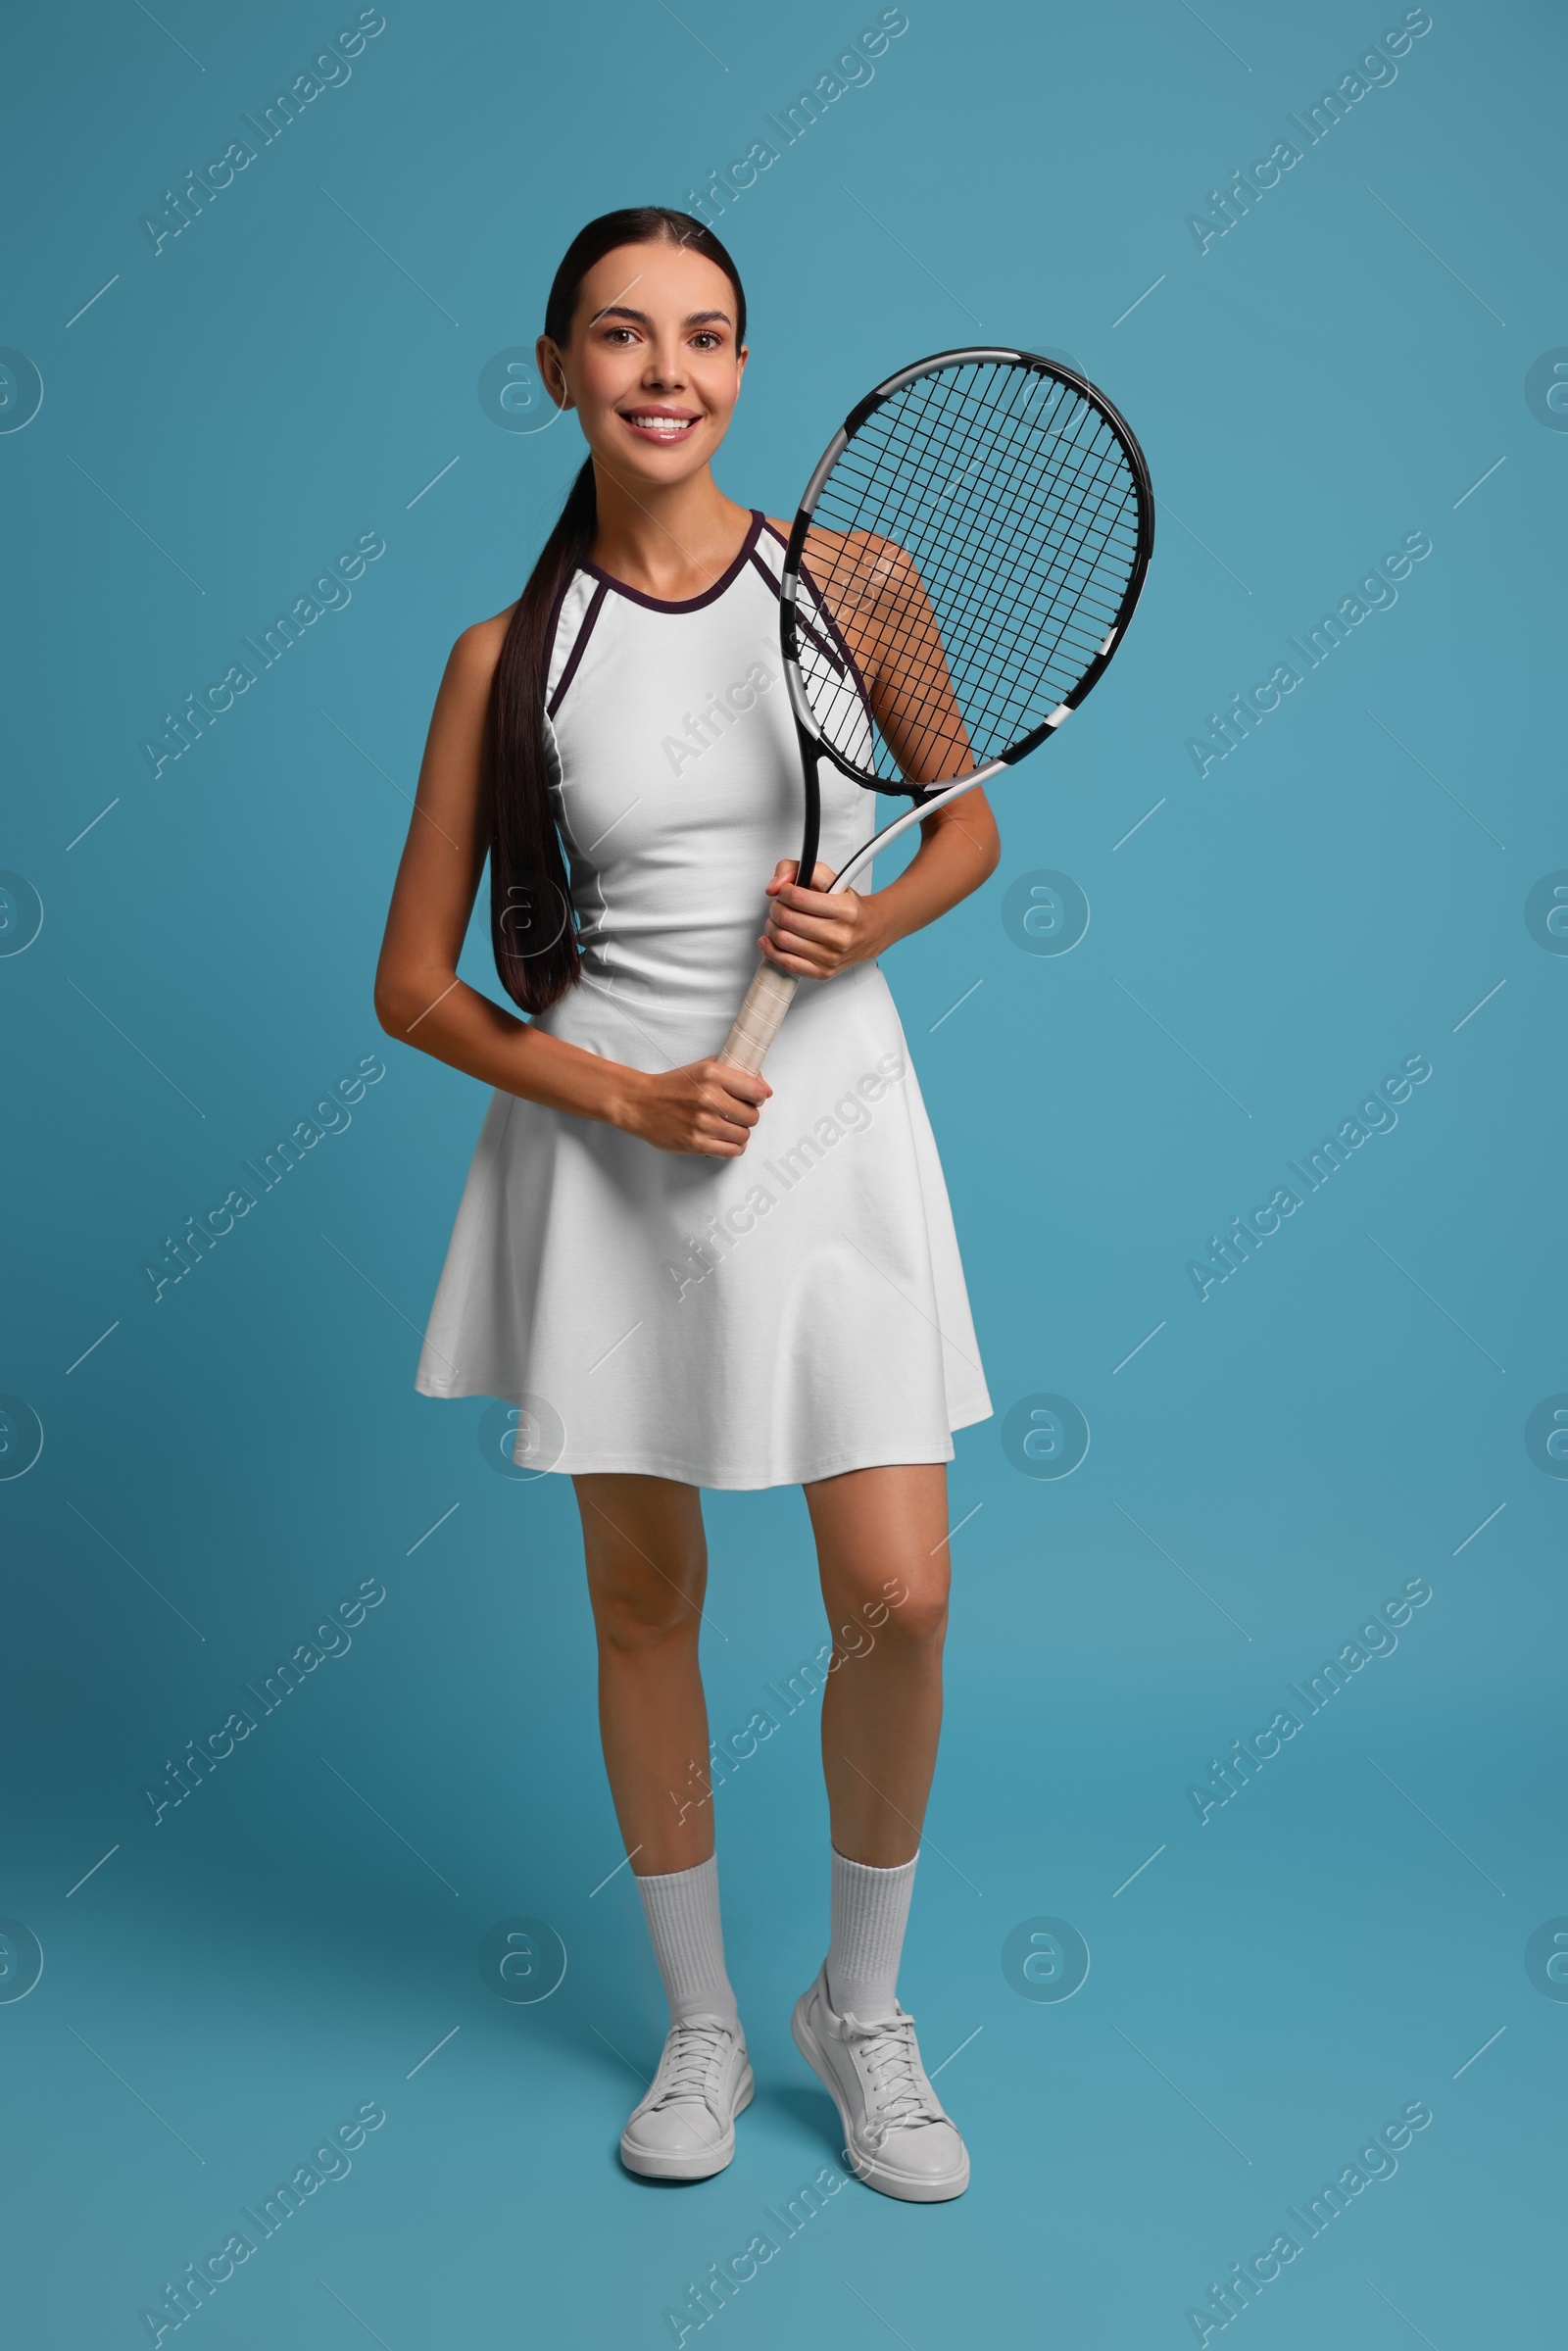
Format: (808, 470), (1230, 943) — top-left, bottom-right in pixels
(826, 1847), (918, 2021)
(634, 1854), (741, 2028)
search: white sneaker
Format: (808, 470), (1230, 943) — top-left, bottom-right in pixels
(791, 1966), (969, 2202)
(619, 2013), (754, 2181)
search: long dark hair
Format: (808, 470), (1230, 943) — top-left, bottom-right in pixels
(488, 208), (749, 1013)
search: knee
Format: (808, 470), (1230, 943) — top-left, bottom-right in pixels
(591, 1570), (703, 1658)
(882, 1581), (948, 1649)
(839, 1575), (948, 1656)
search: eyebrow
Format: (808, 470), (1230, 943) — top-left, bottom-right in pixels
(588, 304), (733, 329)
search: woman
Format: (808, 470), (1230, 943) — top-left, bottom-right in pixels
(375, 209), (997, 2201)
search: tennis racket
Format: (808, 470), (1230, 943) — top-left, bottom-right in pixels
(717, 347), (1153, 1073)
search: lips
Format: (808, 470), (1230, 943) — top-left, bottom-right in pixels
(618, 410), (701, 442)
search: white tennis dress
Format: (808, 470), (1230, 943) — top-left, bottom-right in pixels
(414, 511), (991, 1488)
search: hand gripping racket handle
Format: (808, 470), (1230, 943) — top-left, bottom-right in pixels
(718, 959), (799, 1073)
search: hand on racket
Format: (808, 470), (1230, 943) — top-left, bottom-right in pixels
(759, 859), (871, 979)
(623, 1057), (771, 1158)
(718, 348), (1153, 1076)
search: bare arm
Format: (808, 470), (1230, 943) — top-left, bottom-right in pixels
(759, 528), (1001, 981)
(374, 619), (770, 1155)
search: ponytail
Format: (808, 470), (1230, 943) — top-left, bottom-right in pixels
(487, 458), (597, 1014)
(484, 207), (748, 1017)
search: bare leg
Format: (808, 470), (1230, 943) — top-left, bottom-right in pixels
(576, 1478), (753, 2180)
(788, 1463), (970, 2199)
(572, 1471), (714, 1875)
(804, 1462), (951, 1867)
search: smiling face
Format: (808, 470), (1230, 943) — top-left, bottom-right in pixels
(536, 238), (747, 488)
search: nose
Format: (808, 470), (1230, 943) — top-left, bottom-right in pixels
(642, 338), (687, 391)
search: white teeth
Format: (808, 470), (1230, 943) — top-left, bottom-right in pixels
(626, 414), (696, 435)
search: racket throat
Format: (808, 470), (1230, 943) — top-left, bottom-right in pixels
(794, 726), (822, 891)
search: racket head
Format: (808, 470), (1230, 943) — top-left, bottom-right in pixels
(778, 349), (1153, 802)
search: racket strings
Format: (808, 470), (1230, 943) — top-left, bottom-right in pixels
(865, 388), (1130, 696)
(838, 365), (1103, 634)
(801, 359), (1144, 784)
(807, 451), (1126, 757)
(919, 419), (1132, 691)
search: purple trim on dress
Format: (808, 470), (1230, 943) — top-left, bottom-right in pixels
(796, 554), (876, 719)
(752, 533), (850, 684)
(546, 578), (607, 719)
(760, 516), (876, 715)
(744, 548), (838, 680)
(747, 546), (783, 600)
(539, 571), (573, 709)
(580, 509), (766, 613)
(755, 557), (844, 678)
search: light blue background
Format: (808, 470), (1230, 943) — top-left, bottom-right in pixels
(3, 0), (1563, 2342)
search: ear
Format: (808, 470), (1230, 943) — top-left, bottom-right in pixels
(735, 340), (749, 393)
(535, 334), (572, 411)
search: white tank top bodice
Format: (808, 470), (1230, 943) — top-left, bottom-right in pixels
(540, 511), (876, 1030)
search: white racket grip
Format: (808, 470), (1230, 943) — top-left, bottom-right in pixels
(718, 958), (800, 1073)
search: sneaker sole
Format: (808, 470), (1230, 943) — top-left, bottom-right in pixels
(791, 1990), (970, 2203)
(619, 2064), (754, 2182)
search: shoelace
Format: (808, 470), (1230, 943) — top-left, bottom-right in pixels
(842, 2011), (945, 2147)
(648, 2017), (735, 2116)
